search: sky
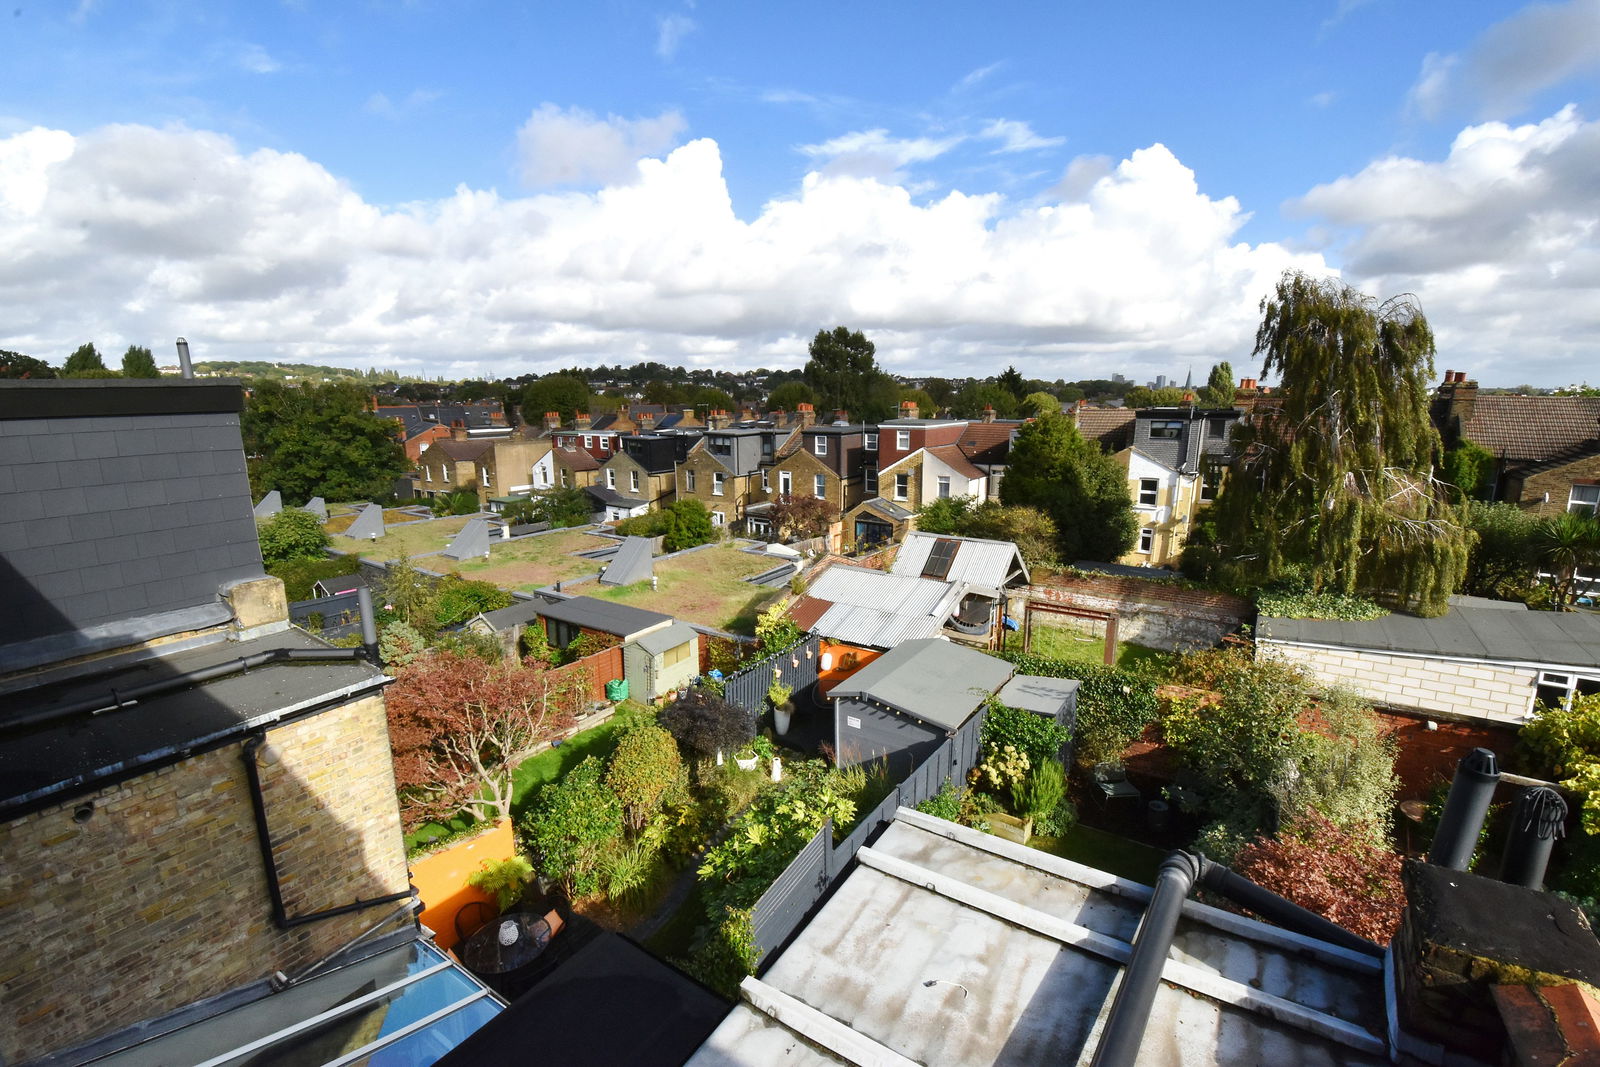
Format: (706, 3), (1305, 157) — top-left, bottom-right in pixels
(2, 1), (1597, 386)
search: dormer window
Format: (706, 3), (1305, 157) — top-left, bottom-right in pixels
(896, 430), (910, 450)
(1150, 421), (1183, 440)
(865, 431), (878, 451)
(814, 436), (827, 456)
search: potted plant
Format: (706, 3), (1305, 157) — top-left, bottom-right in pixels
(768, 674), (795, 736)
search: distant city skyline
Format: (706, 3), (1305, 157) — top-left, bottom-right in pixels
(2, 1), (1597, 386)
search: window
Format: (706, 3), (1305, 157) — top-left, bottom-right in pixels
(560, 468), (569, 487)
(479, 464), (492, 486)
(606, 468), (616, 489)
(424, 467), (432, 482)
(1138, 478), (1159, 506)
(584, 435), (593, 448)
(630, 470), (640, 492)
(761, 470), (770, 492)
(711, 510), (725, 527)
(1200, 465), (1221, 502)
(443, 464), (454, 481)
(1570, 485), (1600, 517)
(1208, 416), (1230, 437)
(1138, 528), (1154, 553)
(1536, 671), (1600, 710)
(865, 431), (878, 451)
(814, 473), (826, 499)
(663, 641), (692, 668)
(864, 466), (878, 494)
(937, 475), (951, 499)
(894, 472), (909, 500)
(686, 469), (696, 491)
(814, 435), (828, 455)
(896, 430), (910, 450)
(546, 618), (580, 648)
(713, 472), (725, 496)
(710, 437), (732, 456)
(599, 437), (610, 450)
(1150, 421), (1183, 440)
(780, 470), (792, 495)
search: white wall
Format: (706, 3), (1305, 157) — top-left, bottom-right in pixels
(1259, 640), (1535, 724)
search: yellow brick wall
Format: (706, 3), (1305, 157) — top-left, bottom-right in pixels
(0, 694), (409, 1063)
(1510, 454), (1600, 517)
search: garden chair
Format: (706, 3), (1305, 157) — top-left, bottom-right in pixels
(1092, 762), (1141, 807)
(454, 900), (497, 945)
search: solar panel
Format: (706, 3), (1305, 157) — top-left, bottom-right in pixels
(921, 537), (959, 580)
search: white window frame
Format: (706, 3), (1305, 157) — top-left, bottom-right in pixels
(630, 470), (640, 492)
(606, 468), (616, 489)
(814, 435), (827, 456)
(711, 510), (725, 527)
(560, 468), (570, 487)
(779, 470), (792, 496)
(600, 436), (610, 451)
(479, 465), (492, 486)
(761, 470), (770, 492)
(1536, 670), (1600, 710)
(584, 435), (594, 448)
(864, 431), (878, 452)
(896, 430), (910, 450)
(937, 475), (951, 499)
(1569, 485), (1600, 517)
(1138, 527), (1154, 553)
(814, 473), (826, 499)
(443, 464), (453, 481)
(1138, 478), (1159, 507)
(864, 466), (877, 494)
(713, 472), (725, 496)
(424, 467), (432, 482)
(894, 472), (909, 501)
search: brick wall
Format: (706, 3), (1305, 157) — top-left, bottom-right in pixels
(1260, 641), (1534, 724)
(0, 695), (409, 1063)
(1024, 573), (1251, 651)
(1510, 453), (1600, 517)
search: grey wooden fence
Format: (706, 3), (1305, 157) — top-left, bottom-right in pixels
(718, 634), (822, 727)
(748, 732), (982, 963)
(288, 592), (363, 640)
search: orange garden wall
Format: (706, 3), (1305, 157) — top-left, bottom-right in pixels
(412, 819), (517, 950)
(817, 642), (883, 695)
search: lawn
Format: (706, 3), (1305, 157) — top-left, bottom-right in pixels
(1007, 616), (1173, 673)
(584, 544), (778, 633)
(451, 528), (615, 591)
(1030, 823), (1166, 885)
(335, 514), (476, 560)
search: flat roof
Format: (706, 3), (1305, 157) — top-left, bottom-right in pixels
(537, 595), (672, 639)
(635, 619), (699, 655)
(996, 674), (1080, 715)
(1259, 603), (1600, 670)
(828, 638), (1013, 730)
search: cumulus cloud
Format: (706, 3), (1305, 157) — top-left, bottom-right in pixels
(1291, 105), (1600, 382)
(978, 119), (1065, 154)
(0, 119), (1333, 381)
(1407, 0), (1600, 119)
(516, 104), (687, 187)
(657, 13), (695, 59)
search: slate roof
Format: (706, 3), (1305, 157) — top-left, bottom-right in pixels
(925, 443), (986, 481)
(1258, 603), (1600, 670)
(826, 637), (1013, 730)
(852, 497), (914, 522)
(957, 421), (1020, 465)
(601, 536), (655, 585)
(1461, 395), (1600, 462)
(473, 598), (548, 632)
(585, 485), (650, 509)
(537, 595), (672, 639)
(1074, 406), (1136, 450)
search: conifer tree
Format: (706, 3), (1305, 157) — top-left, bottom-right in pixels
(1210, 272), (1468, 615)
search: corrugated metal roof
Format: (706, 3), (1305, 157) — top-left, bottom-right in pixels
(812, 603), (947, 648)
(891, 532), (1027, 590)
(601, 536), (654, 586)
(808, 566), (959, 618)
(1259, 605), (1600, 670)
(828, 638), (1013, 729)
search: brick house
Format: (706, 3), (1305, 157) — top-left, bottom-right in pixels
(877, 444), (988, 513)
(767, 416), (870, 516)
(599, 435), (682, 513)
(552, 438), (602, 491)
(416, 435), (493, 499)
(0, 379), (478, 1064)
(679, 429), (760, 531)
(479, 433), (556, 510)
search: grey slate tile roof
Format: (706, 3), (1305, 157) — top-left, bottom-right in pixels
(828, 637), (1013, 730)
(1258, 604), (1600, 670)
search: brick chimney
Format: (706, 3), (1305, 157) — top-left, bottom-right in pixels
(833, 409), (849, 424)
(768, 408), (784, 427)
(544, 411), (561, 433)
(982, 404), (996, 423)
(451, 425), (469, 441)
(705, 409), (725, 430)
(638, 411), (656, 431)
(1435, 371), (1479, 444)
(575, 412), (591, 430)
(899, 400), (919, 420)
(796, 402), (816, 429)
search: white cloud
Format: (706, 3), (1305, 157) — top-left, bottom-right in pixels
(657, 13), (695, 60)
(1291, 105), (1600, 383)
(1309, 90), (1338, 109)
(953, 62), (1005, 93)
(365, 89), (441, 121)
(235, 43), (281, 75)
(978, 118), (1065, 154)
(1407, 0), (1600, 119)
(516, 104), (687, 188)
(797, 128), (965, 182)
(0, 119), (1332, 382)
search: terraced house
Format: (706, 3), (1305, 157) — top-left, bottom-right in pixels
(1112, 405), (1240, 567)
(678, 424), (794, 532)
(766, 414), (871, 525)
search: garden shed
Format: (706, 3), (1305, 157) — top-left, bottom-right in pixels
(827, 638), (1014, 774)
(994, 673), (1080, 764)
(623, 620), (701, 702)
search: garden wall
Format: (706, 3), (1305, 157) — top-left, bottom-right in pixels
(412, 820), (516, 951)
(547, 643), (625, 705)
(1024, 573), (1251, 651)
(1258, 640), (1535, 725)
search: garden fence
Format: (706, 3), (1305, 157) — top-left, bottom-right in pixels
(748, 731), (983, 963)
(287, 592), (363, 641)
(718, 634), (823, 727)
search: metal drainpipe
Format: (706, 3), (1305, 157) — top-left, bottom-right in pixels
(241, 734), (414, 929)
(1197, 860), (1382, 957)
(1500, 786), (1568, 890)
(1429, 748), (1500, 870)
(357, 585), (380, 664)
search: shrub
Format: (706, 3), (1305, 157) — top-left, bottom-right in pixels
(605, 725), (682, 831)
(662, 499), (717, 552)
(519, 757), (624, 897)
(378, 620), (427, 667)
(602, 840), (662, 912)
(467, 856), (533, 912)
(257, 508), (331, 567)
(1282, 688), (1398, 839)
(681, 909), (758, 997)
(1256, 588), (1387, 621)
(754, 603), (804, 653)
(980, 701), (1071, 768)
(1036, 795), (1077, 838)
(1231, 812), (1405, 945)
(432, 577), (513, 629)
(1014, 759), (1067, 823)
(1520, 691), (1600, 835)
(268, 553), (360, 602)
(614, 510), (670, 538)
(658, 690), (754, 776)
(970, 744), (1030, 798)
(999, 652), (1159, 767)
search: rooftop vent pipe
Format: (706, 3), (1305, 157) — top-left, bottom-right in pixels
(1428, 748), (1500, 870)
(175, 337), (194, 379)
(1499, 786), (1567, 890)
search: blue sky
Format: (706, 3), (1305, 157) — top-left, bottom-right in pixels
(2, 1), (1597, 384)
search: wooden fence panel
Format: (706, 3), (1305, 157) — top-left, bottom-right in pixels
(719, 635), (822, 725)
(750, 819), (832, 958)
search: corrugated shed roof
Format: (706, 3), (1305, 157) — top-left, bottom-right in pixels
(601, 536), (655, 585)
(809, 566), (959, 617)
(812, 603), (947, 648)
(635, 619), (699, 655)
(788, 595), (832, 631)
(892, 532), (1027, 589)
(1259, 605), (1600, 670)
(1461, 395), (1600, 462)
(828, 637), (1013, 729)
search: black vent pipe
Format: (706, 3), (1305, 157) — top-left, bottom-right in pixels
(1500, 786), (1567, 890)
(1429, 748), (1500, 870)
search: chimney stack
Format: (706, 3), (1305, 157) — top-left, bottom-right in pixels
(982, 404), (996, 423)
(833, 409), (849, 425)
(575, 412), (591, 430)
(638, 411), (655, 431)
(796, 402), (816, 429)
(899, 400), (919, 420)
(544, 411), (561, 432)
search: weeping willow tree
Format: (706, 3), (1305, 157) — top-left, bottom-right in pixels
(1210, 272), (1469, 616)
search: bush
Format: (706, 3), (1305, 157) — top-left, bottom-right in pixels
(1283, 688), (1398, 839)
(257, 508), (331, 567)
(998, 652), (1159, 767)
(1035, 795), (1077, 838)
(606, 725), (682, 831)
(658, 690), (754, 769)
(519, 757), (624, 897)
(614, 511), (670, 538)
(1014, 759), (1067, 823)
(970, 744), (1030, 798)
(755, 603), (804, 653)
(662, 499), (717, 552)
(980, 702), (1071, 768)
(268, 553), (359, 601)
(433, 577), (513, 629)
(467, 856), (533, 912)
(1232, 812), (1405, 945)
(1520, 691), (1600, 835)
(680, 909), (758, 998)
(1256, 588), (1388, 621)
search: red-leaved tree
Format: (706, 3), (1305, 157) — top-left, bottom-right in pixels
(386, 651), (586, 830)
(1231, 811), (1406, 945)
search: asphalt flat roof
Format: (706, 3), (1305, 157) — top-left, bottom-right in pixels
(1259, 604), (1600, 670)
(828, 638), (1013, 730)
(996, 674), (1080, 716)
(537, 595), (672, 639)
(475, 599), (547, 631)
(0, 629), (387, 819)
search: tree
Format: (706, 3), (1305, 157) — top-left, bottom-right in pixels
(1232, 812), (1405, 945)
(1208, 272), (1469, 615)
(1000, 411), (1136, 562)
(768, 493), (839, 541)
(243, 380), (410, 503)
(0, 350), (55, 379)
(519, 756), (623, 895)
(1122, 385), (1187, 408)
(1198, 361), (1235, 407)
(898, 387), (937, 418)
(433, 577), (513, 629)
(605, 725), (682, 831)
(963, 502), (1059, 567)
(63, 343), (106, 376)
(766, 381), (816, 412)
(997, 365), (1027, 402)
(1021, 391), (1062, 419)
(256, 508), (331, 567)
(386, 651), (584, 829)
(691, 386), (736, 412)
(431, 488), (481, 516)
(949, 381), (1020, 420)
(662, 498), (717, 552)
(923, 377), (957, 409)
(120, 345), (160, 378)
(1534, 512), (1600, 610)
(1460, 501), (1541, 600)
(658, 689), (753, 770)
(754, 603), (804, 652)
(1520, 691), (1600, 835)
(515, 487), (592, 529)
(1441, 439), (1494, 503)
(913, 496), (976, 534)
(803, 327), (898, 423)
(517, 374), (591, 425)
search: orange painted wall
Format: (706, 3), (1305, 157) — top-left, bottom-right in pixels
(411, 819), (516, 950)
(817, 642), (882, 695)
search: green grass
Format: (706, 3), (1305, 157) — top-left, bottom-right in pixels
(1030, 823), (1167, 885)
(338, 514), (475, 561)
(450, 528), (613, 591)
(1006, 626), (1174, 674)
(585, 544), (776, 633)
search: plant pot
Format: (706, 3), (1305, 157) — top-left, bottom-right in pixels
(770, 756), (783, 782)
(985, 812), (1033, 844)
(773, 701), (794, 735)
(735, 755), (759, 771)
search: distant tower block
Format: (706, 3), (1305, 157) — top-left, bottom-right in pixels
(345, 502), (387, 541)
(444, 517), (492, 560)
(304, 497), (328, 521)
(252, 490), (282, 519)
